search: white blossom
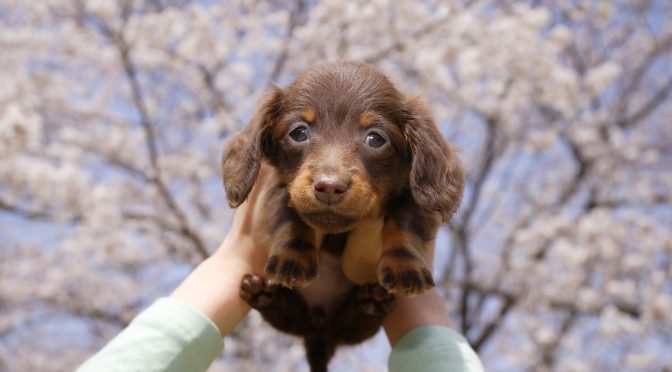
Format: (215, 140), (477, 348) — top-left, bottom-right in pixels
(1, 1), (671, 371)
(584, 62), (622, 97)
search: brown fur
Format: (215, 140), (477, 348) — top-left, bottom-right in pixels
(222, 61), (464, 371)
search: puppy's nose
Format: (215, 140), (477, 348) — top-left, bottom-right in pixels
(313, 177), (348, 205)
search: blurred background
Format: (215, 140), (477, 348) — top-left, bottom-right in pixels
(1, 0), (671, 371)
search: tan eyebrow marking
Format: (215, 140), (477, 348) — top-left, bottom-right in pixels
(300, 108), (316, 124)
(359, 112), (376, 128)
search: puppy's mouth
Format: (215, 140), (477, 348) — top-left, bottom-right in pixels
(286, 169), (380, 233)
(298, 210), (358, 233)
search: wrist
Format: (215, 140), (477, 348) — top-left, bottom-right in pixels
(170, 255), (251, 336)
(383, 288), (453, 345)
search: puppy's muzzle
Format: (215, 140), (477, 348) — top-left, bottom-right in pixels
(313, 176), (348, 205)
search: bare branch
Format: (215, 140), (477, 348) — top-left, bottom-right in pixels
(454, 116), (501, 334)
(109, 24), (209, 261)
(466, 133), (596, 347)
(618, 76), (672, 129)
(269, 0), (306, 83)
(468, 280), (641, 354)
(472, 296), (515, 351)
(460, 117), (500, 228)
(0, 199), (55, 221)
(363, 16), (454, 63)
(0, 196), (85, 224)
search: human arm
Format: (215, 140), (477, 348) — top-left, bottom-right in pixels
(384, 289), (484, 372)
(383, 287), (453, 345)
(78, 200), (264, 372)
(170, 197), (266, 336)
(384, 243), (485, 372)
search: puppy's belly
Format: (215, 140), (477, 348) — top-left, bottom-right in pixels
(297, 251), (354, 314)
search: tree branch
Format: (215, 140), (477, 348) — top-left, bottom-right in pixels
(363, 15), (453, 63)
(113, 26), (209, 261)
(618, 76), (672, 129)
(467, 131), (594, 347)
(472, 295), (515, 351)
(269, 0), (306, 83)
(0, 199), (55, 221)
(74, 5), (210, 261)
(0, 196), (85, 223)
(454, 116), (500, 334)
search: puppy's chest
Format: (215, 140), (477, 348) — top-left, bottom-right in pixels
(297, 219), (384, 314)
(296, 250), (354, 314)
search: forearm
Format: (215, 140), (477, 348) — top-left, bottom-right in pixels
(170, 233), (259, 336)
(383, 288), (453, 345)
(80, 200), (266, 371)
(78, 298), (224, 372)
(384, 288), (484, 371)
(80, 235), (255, 371)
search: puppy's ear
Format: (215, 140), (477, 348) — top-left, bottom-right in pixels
(221, 87), (284, 207)
(403, 97), (464, 221)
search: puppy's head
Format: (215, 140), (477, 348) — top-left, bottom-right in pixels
(222, 61), (464, 233)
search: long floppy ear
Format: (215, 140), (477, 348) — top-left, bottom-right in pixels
(221, 87), (284, 208)
(403, 97), (465, 222)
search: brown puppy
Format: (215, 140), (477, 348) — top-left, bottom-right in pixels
(221, 61), (464, 371)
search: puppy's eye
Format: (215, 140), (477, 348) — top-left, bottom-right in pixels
(365, 132), (386, 148)
(289, 126), (309, 142)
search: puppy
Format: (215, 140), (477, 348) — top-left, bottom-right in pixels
(221, 61), (464, 371)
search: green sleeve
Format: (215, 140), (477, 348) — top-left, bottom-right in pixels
(77, 298), (224, 372)
(389, 325), (485, 372)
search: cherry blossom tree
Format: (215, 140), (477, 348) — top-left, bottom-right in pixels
(1, 0), (670, 371)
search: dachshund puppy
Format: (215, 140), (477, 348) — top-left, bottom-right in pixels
(221, 61), (464, 371)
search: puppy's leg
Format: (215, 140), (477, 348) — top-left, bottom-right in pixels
(240, 273), (311, 335)
(377, 200), (439, 295)
(265, 208), (319, 288)
(334, 283), (396, 344)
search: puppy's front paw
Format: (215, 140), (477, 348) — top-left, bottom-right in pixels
(265, 251), (318, 288)
(377, 247), (435, 296)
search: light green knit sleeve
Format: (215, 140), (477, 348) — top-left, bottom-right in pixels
(389, 325), (485, 372)
(78, 298), (224, 372)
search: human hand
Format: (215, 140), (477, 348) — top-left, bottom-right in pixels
(171, 192), (267, 336)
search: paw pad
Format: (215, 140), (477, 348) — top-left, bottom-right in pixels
(265, 254), (318, 288)
(377, 253), (435, 296)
